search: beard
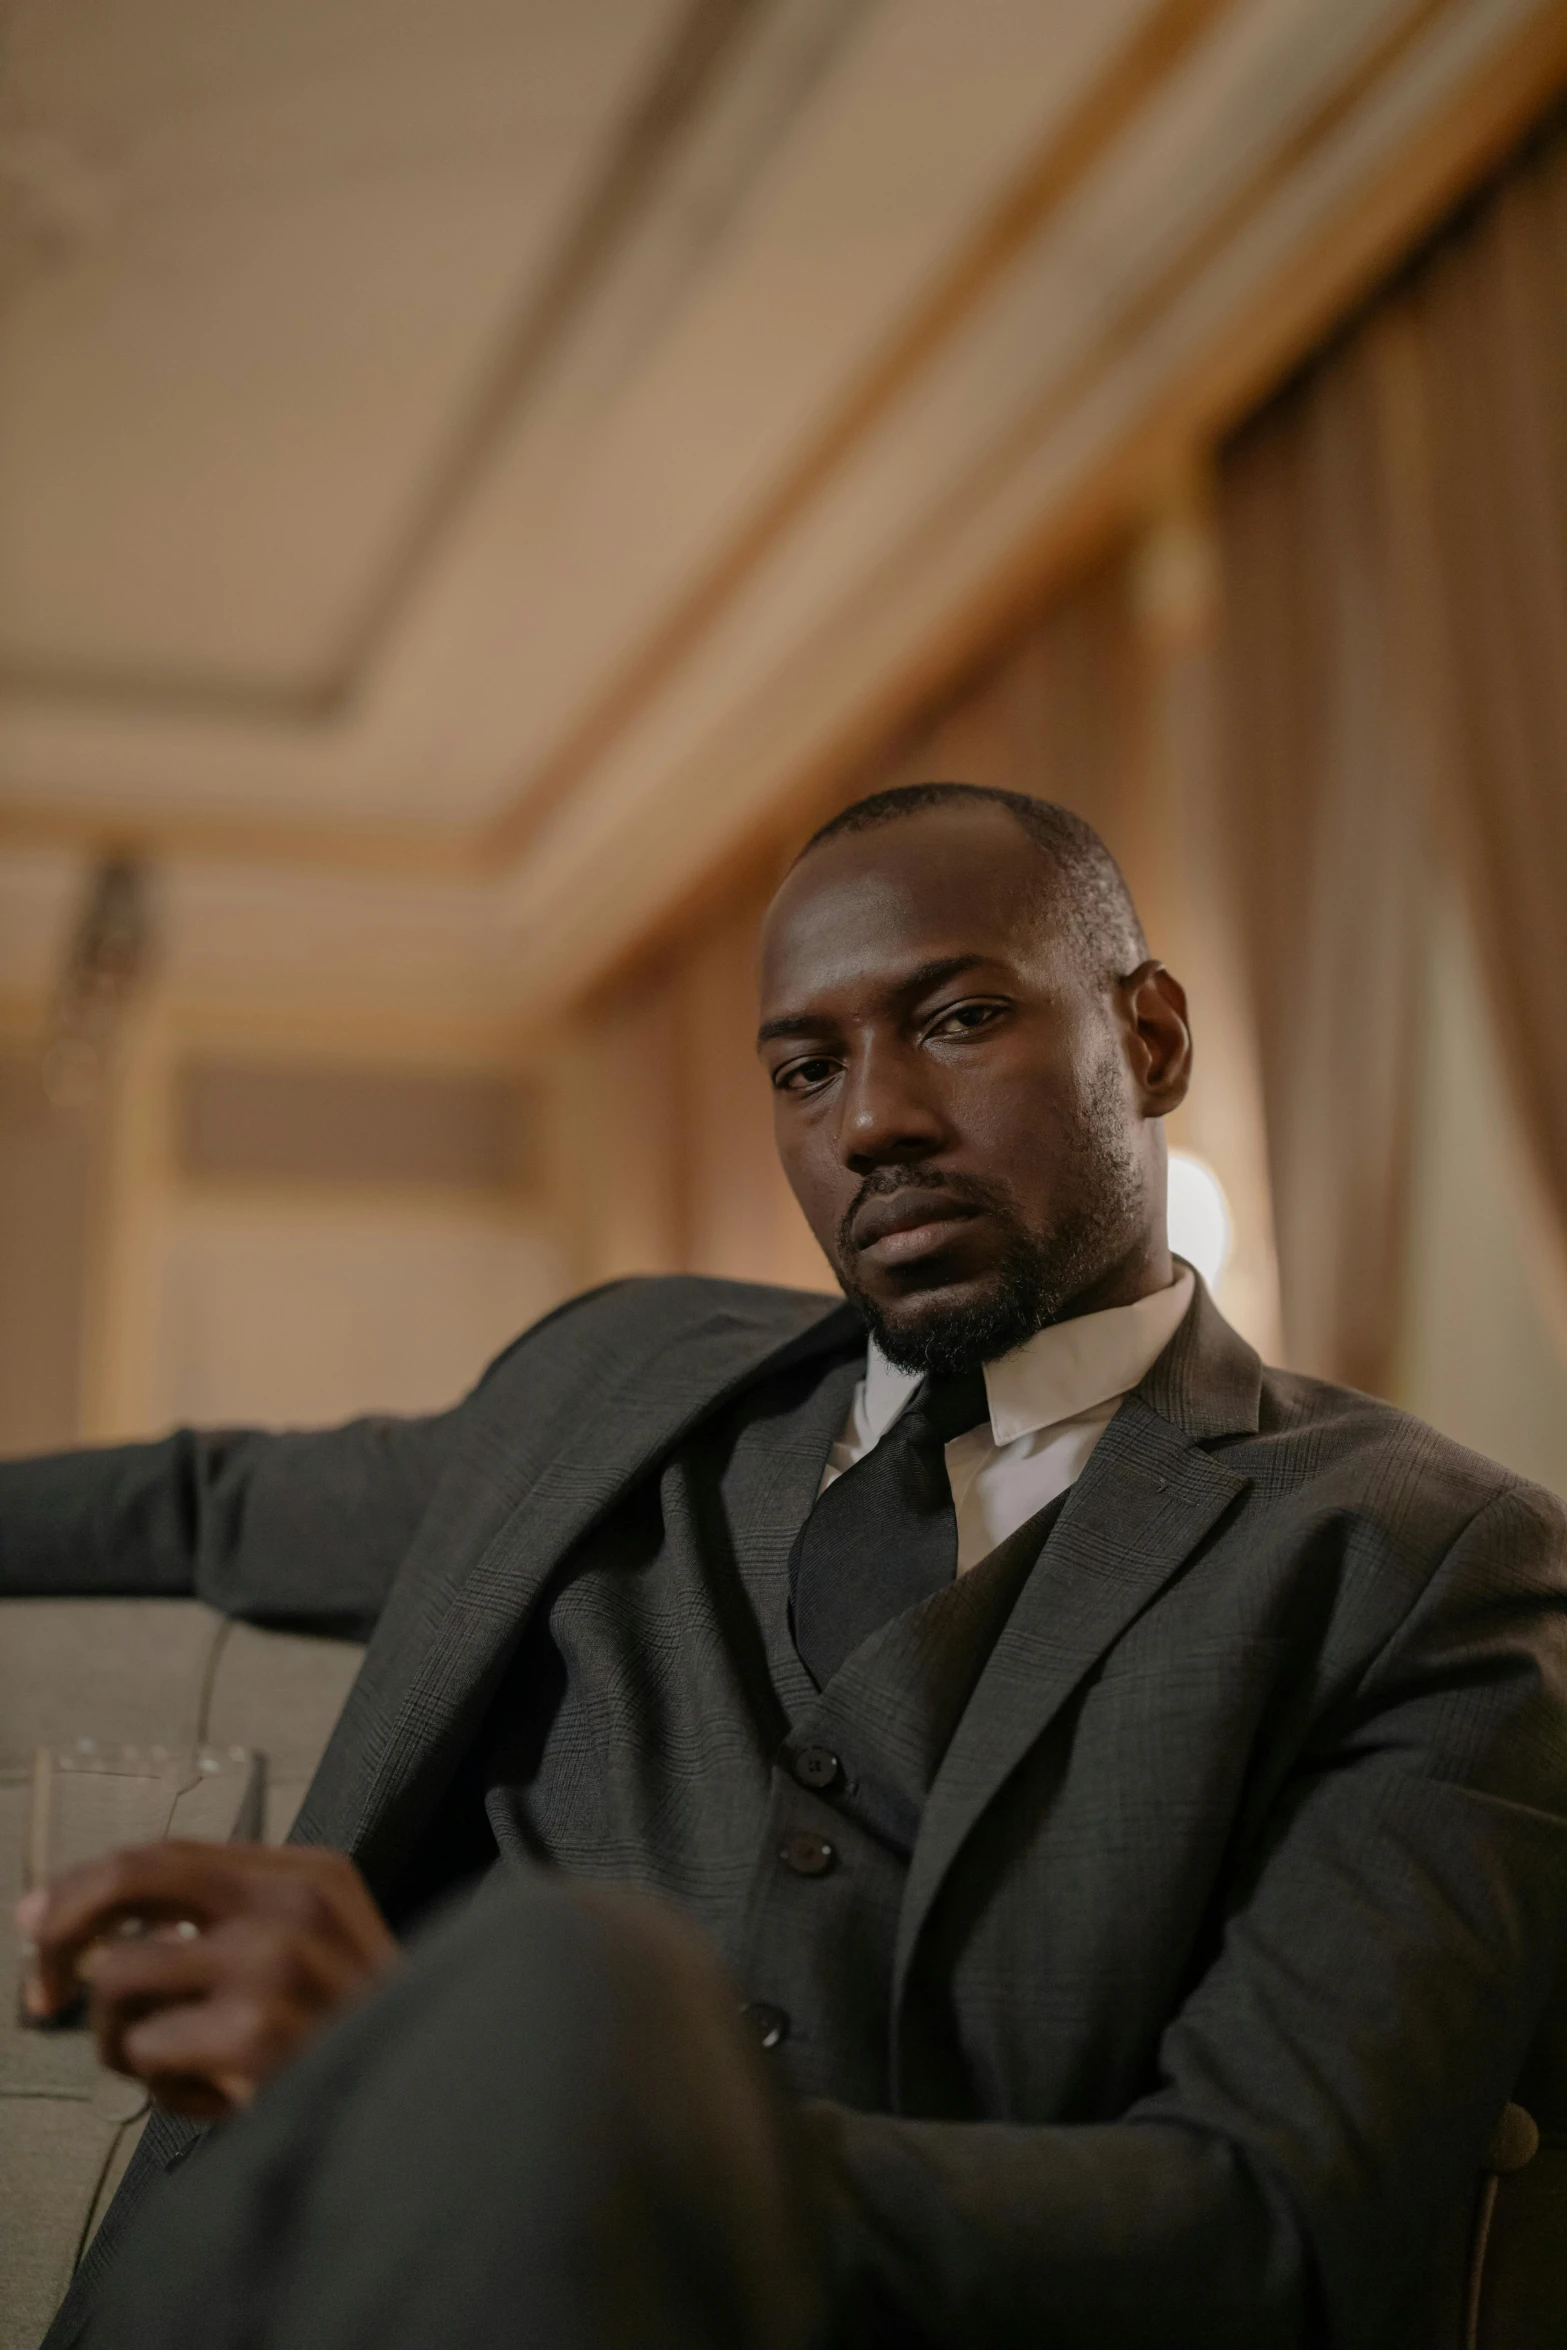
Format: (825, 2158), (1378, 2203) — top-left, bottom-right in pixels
(834, 1060), (1147, 1377)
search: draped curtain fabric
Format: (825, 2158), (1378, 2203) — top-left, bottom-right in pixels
(1214, 318), (1430, 1393)
(1213, 108), (1567, 1390)
(1409, 118), (1567, 1286)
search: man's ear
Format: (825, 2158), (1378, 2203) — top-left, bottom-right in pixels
(1121, 962), (1192, 1113)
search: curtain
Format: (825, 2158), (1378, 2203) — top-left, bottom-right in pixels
(1213, 107), (1567, 1390)
(1409, 118), (1567, 1281)
(1214, 315), (1430, 1393)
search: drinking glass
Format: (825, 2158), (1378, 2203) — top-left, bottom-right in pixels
(18, 1739), (264, 2029)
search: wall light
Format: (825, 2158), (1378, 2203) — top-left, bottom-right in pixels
(1168, 1150), (1232, 1290)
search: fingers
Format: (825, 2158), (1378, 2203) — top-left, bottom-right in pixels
(14, 1839), (401, 2115)
(77, 1922), (214, 2072)
(14, 1839), (402, 2121)
(19, 1843), (201, 2017)
(18, 1841), (396, 2023)
(94, 1924), (366, 2118)
(118, 1993), (277, 2118)
(80, 1912), (369, 2079)
(19, 1840), (246, 2018)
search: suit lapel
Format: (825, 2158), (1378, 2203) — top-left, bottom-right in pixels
(892, 1280), (1260, 2026)
(294, 1287), (861, 1880)
(728, 1350), (867, 1723)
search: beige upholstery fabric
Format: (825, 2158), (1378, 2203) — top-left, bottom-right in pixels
(0, 1599), (363, 2350)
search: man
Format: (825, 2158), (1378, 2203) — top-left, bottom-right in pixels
(7, 784), (1567, 2350)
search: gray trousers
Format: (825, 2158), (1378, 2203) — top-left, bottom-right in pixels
(79, 1874), (829, 2350)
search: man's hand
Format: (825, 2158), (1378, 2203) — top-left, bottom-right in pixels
(15, 1842), (399, 2119)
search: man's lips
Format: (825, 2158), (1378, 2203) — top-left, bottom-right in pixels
(850, 1192), (980, 1267)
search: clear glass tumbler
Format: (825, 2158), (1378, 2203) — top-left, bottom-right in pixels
(19, 1740), (264, 2029)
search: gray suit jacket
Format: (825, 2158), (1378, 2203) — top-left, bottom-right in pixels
(7, 1275), (1567, 2349)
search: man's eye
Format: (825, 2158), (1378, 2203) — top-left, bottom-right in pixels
(776, 1057), (839, 1092)
(928, 1000), (1005, 1039)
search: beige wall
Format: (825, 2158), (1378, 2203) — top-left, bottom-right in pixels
(0, 996), (574, 1448)
(152, 1198), (568, 1428)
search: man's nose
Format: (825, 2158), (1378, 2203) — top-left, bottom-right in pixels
(836, 1041), (946, 1170)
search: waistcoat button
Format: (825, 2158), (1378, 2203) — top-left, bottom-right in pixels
(779, 1831), (836, 1877)
(791, 1745), (842, 1792)
(743, 2001), (790, 2050)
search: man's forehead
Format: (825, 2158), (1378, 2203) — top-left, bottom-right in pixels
(759, 817), (1065, 1012)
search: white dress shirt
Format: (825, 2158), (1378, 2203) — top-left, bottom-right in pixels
(821, 1268), (1195, 1572)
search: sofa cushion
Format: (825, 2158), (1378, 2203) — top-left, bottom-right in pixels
(0, 1598), (364, 2350)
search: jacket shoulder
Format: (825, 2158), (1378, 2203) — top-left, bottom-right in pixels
(1248, 1358), (1565, 1556)
(470, 1273), (846, 1402)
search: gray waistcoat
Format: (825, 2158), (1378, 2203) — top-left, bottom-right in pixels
(470, 1347), (1063, 2107)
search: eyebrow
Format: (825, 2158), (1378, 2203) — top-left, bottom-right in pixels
(755, 953), (991, 1048)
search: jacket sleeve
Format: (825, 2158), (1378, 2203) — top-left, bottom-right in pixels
(0, 1286), (623, 1637)
(797, 1479), (1567, 2350)
(0, 1414), (463, 1640)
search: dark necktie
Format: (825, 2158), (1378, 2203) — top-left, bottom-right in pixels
(790, 1365), (990, 1688)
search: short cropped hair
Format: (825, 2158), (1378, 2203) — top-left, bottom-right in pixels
(797, 782), (1149, 980)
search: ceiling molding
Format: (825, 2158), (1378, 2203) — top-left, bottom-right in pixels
(0, 794), (479, 875)
(885, 0), (1468, 574)
(478, 0), (1241, 866)
(0, 0), (874, 724)
(1129, 0), (1567, 456)
(0, 0), (1245, 852)
(819, 0), (1567, 744)
(487, 0), (1567, 1014)
(2, 1), (1562, 897)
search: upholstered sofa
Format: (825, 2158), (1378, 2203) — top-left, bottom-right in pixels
(0, 1599), (362, 2349)
(3, 1597), (1563, 2350)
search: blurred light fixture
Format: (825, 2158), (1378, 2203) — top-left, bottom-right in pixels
(43, 857), (156, 1108)
(1167, 1150), (1232, 1290)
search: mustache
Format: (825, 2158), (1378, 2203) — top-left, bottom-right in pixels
(835, 1167), (1019, 1260)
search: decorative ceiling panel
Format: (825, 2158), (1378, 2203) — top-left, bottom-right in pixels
(0, 0), (1561, 1022)
(0, 0), (684, 692)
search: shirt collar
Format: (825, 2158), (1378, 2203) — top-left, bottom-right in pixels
(861, 1265), (1196, 1446)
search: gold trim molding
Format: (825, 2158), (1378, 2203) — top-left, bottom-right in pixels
(1, 0), (1564, 894)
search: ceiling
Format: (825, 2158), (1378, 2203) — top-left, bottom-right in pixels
(0, 0), (1563, 1021)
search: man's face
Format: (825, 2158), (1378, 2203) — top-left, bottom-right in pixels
(756, 805), (1189, 1373)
